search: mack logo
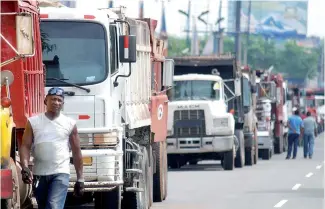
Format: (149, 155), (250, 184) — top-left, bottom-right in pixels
(177, 105), (200, 109)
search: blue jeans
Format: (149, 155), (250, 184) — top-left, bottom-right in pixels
(287, 133), (300, 158)
(303, 133), (315, 157)
(33, 173), (70, 209)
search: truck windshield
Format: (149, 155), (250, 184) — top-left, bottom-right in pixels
(41, 21), (107, 86)
(171, 80), (221, 101)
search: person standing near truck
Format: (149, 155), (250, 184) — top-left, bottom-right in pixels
(286, 107), (304, 159)
(19, 87), (85, 209)
(302, 111), (318, 159)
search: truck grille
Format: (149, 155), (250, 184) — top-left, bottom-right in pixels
(173, 110), (205, 137)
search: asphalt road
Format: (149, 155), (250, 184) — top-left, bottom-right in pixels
(34, 133), (324, 209)
(152, 133), (324, 209)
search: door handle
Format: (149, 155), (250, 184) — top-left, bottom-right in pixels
(164, 100), (169, 104)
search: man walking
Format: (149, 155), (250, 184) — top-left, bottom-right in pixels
(19, 87), (85, 209)
(302, 111), (318, 159)
(286, 107), (304, 159)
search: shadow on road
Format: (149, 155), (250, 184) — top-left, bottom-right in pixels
(168, 162), (224, 172)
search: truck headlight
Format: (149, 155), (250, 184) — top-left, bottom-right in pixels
(79, 132), (119, 146)
(94, 132), (118, 145)
(213, 118), (228, 127)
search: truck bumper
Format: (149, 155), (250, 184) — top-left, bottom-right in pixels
(0, 169), (13, 199)
(258, 136), (273, 150)
(167, 136), (234, 154)
(69, 149), (124, 192)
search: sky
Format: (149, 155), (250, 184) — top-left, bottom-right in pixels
(75, 0), (325, 38)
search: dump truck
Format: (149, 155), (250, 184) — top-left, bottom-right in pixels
(39, 5), (173, 208)
(241, 66), (258, 165)
(166, 55), (254, 171)
(1, 1), (45, 208)
(255, 69), (286, 154)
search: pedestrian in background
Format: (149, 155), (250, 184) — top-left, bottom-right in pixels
(19, 87), (85, 209)
(286, 107), (303, 160)
(302, 111), (318, 159)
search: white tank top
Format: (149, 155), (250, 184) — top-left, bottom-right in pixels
(28, 113), (76, 175)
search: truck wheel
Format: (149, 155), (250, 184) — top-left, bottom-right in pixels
(162, 142), (168, 201)
(153, 142), (164, 202)
(94, 187), (121, 209)
(223, 147), (234, 171)
(1, 158), (20, 209)
(254, 129), (258, 164)
(148, 146), (154, 206)
(245, 148), (254, 166)
(235, 130), (245, 168)
(274, 136), (283, 154)
(143, 147), (151, 209)
(283, 134), (288, 152)
(261, 149), (271, 160)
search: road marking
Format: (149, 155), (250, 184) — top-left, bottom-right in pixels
(305, 172), (313, 178)
(292, 183), (301, 190)
(316, 165), (322, 169)
(274, 200), (288, 208)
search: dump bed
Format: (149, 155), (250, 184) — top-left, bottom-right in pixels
(1, 0), (45, 129)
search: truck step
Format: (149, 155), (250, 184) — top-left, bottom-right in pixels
(125, 149), (143, 156)
(126, 169), (142, 174)
(125, 187), (144, 192)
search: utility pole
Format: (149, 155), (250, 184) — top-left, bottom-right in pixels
(234, 0), (242, 64)
(218, 0), (223, 54)
(178, 0), (192, 50)
(243, 0), (252, 66)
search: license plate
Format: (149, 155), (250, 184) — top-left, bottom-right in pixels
(83, 157), (92, 166)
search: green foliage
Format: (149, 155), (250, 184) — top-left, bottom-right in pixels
(167, 35), (322, 80)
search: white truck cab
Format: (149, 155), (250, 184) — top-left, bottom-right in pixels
(166, 74), (236, 170)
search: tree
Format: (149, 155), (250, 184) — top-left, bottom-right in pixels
(167, 35), (321, 80)
(276, 40), (320, 79)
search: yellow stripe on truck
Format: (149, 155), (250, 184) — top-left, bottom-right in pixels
(1, 107), (13, 168)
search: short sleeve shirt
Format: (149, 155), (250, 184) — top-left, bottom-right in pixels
(288, 115), (303, 134)
(303, 116), (317, 135)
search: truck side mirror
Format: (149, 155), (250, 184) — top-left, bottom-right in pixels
(235, 78), (241, 96)
(163, 59), (174, 87)
(16, 13), (35, 56)
(119, 35), (136, 63)
(0, 70), (14, 86)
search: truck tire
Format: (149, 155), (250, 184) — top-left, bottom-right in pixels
(283, 133), (288, 152)
(235, 130), (245, 168)
(162, 142), (168, 201)
(223, 147), (234, 171)
(94, 187), (121, 209)
(245, 147), (254, 166)
(261, 149), (271, 160)
(274, 136), (283, 154)
(148, 146), (154, 206)
(15, 158), (32, 208)
(254, 129), (258, 164)
(153, 142), (164, 202)
(1, 158), (20, 209)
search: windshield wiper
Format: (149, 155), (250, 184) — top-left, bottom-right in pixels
(46, 77), (91, 93)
